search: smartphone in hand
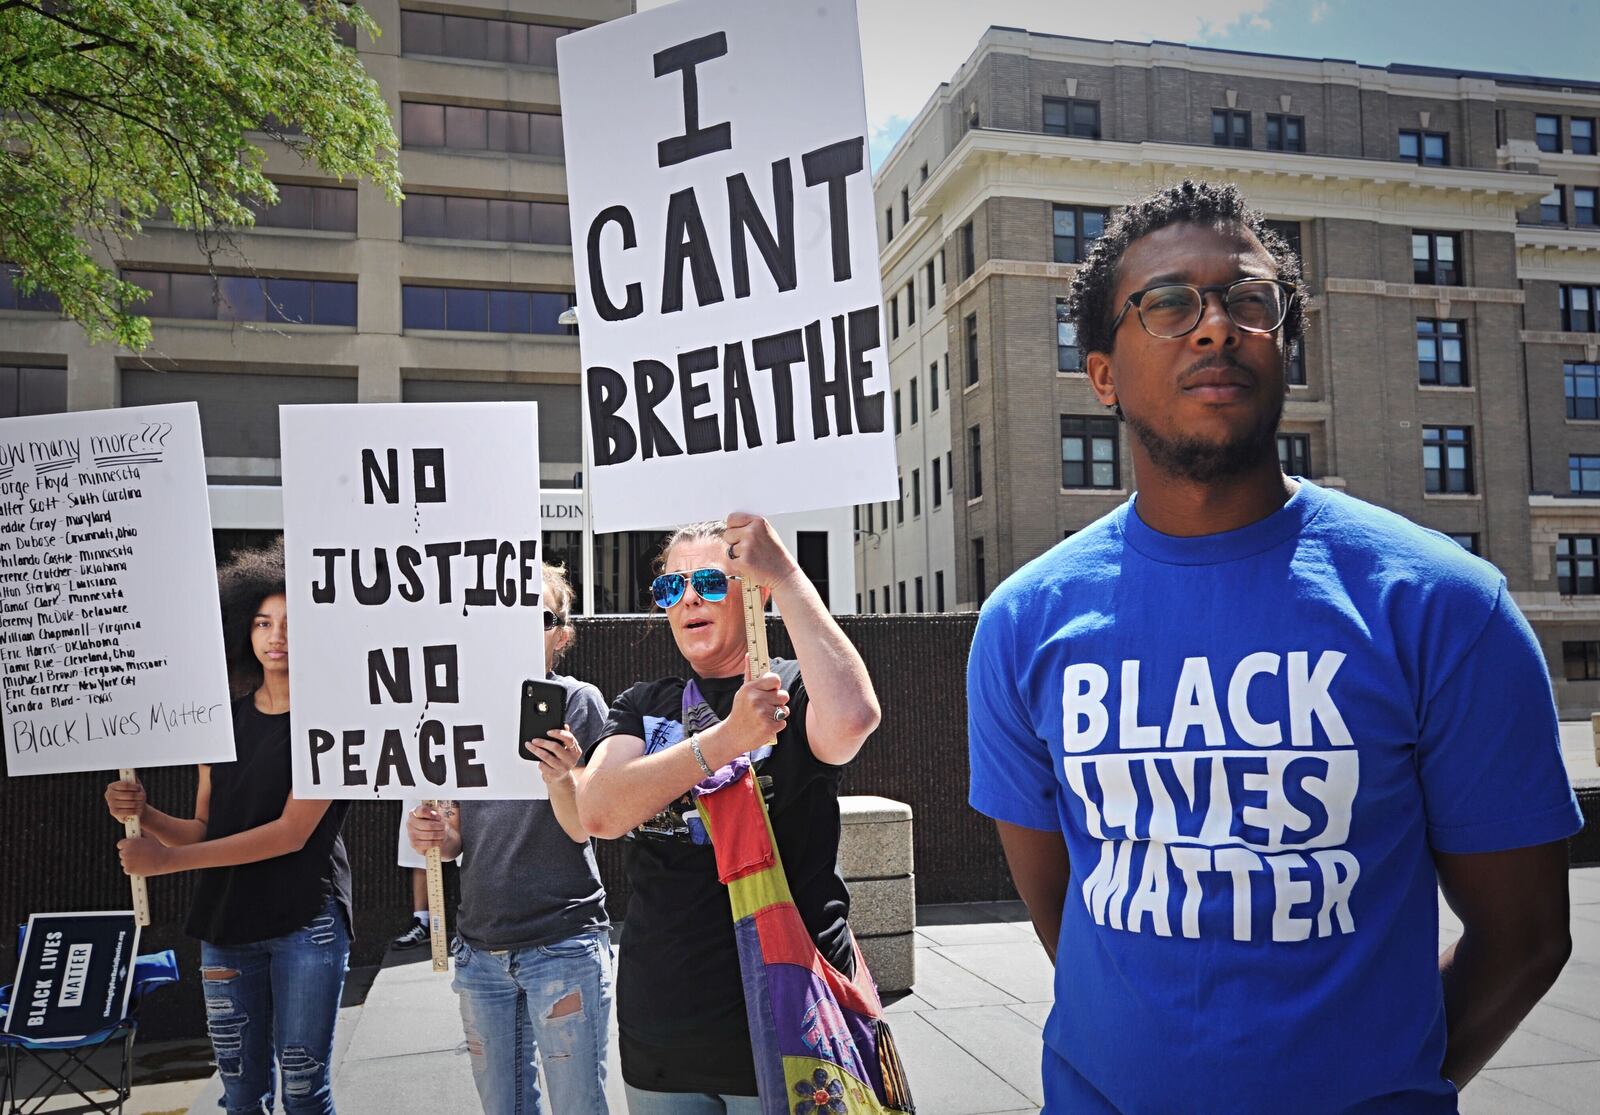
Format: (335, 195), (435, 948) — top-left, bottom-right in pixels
(518, 679), (567, 762)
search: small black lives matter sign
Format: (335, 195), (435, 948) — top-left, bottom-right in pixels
(558, 0), (898, 533)
(280, 404), (546, 801)
(5, 913), (139, 1042)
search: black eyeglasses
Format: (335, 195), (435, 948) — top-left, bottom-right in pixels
(542, 610), (566, 631)
(651, 567), (738, 609)
(1110, 277), (1295, 340)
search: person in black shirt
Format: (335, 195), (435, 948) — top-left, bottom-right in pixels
(105, 543), (351, 1115)
(575, 514), (881, 1112)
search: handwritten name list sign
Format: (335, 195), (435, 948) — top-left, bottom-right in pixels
(0, 403), (232, 776)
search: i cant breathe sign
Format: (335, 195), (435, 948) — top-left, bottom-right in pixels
(280, 404), (545, 800)
(0, 403), (231, 777)
(558, 0), (898, 532)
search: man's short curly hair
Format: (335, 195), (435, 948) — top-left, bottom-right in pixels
(217, 539), (286, 692)
(1065, 179), (1304, 358)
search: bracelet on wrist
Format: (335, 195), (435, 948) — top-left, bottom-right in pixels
(688, 733), (715, 778)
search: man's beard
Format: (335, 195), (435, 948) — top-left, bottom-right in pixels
(1123, 392), (1284, 484)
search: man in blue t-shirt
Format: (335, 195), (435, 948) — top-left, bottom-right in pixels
(967, 180), (1583, 1113)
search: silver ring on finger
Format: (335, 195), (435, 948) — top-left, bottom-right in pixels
(773, 706), (789, 722)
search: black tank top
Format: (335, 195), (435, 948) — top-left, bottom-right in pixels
(184, 696), (352, 946)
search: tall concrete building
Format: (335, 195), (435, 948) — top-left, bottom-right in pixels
(860, 28), (1600, 713)
(0, 0), (853, 614)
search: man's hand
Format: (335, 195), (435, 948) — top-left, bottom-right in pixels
(105, 778), (146, 825)
(524, 726), (583, 787)
(407, 802), (462, 861)
(1437, 840), (1572, 1088)
(723, 512), (800, 589)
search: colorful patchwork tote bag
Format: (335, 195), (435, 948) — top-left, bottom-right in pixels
(692, 752), (915, 1113)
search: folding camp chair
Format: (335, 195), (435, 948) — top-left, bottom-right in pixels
(0, 946), (178, 1115)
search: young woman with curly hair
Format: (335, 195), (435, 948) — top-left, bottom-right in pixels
(105, 540), (352, 1115)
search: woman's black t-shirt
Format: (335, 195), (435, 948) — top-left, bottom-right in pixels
(184, 696), (352, 947)
(592, 658), (855, 1095)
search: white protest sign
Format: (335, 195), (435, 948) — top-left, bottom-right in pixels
(0, 403), (231, 776)
(280, 403), (545, 800)
(558, 0), (897, 532)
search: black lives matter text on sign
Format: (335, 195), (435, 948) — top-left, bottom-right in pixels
(0, 414), (228, 773)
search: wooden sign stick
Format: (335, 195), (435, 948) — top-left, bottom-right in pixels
(741, 579), (772, 688)
(421, 798), (449, 973)
(117, 768), (151, 928)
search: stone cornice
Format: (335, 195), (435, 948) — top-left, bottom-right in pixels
(1322, 278), (1524, 305)
(910, 131), (1552, 244)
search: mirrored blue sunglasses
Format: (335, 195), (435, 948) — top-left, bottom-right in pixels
(651, 567), (738, 609)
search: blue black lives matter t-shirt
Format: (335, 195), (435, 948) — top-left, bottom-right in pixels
(967, 481), (1582, 1114)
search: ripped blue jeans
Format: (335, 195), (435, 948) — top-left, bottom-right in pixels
(199, 897), (349, 1115)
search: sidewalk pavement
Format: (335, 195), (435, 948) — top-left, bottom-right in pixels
(168, 868), (1599, 1115)
(1558, 720), (1600, 790)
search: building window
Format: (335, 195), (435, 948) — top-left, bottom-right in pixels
(1416, 319), (1466, 386)
(912, 468), (921, 516)
(932, 457), (942, 508)
(1052, 205), (1108, 264)
(1536, 114), (1562, 153)
(1570, 454), (1600, 493)
(1043, 98), (1100, 138)
(1565, 361), (1600, 419)
(960, 221), (975, 279)
(926, 260), (936, 307)
(1398, 130), (1449, 165)
(1057, 300), (1081, 372)
(907, 280), (916, 326)
(893, 389), (901, 434)
(402, 194), (570, 245)
(1449, 533), (1480, 555)
(965, 313), (979, 385)
(795, 531), (830, 607)
(0, 264), (61, 312)
(400, 101), (562, 157)
(0, 365), (66, 417)
(1563, 640), (1600, 680)
(879, 503), (888, 531)
(1061, 415), (1118, 489)
(968, 425), (983, 497)
(896, 474), (904, 523)
(920, 162), (929, 183)
(914, 576), (924, 612)
(881, 585), (890, 614)
(885, 207), (894, 242)
(1576, 187), (1598, 227)
(934, 570), (945, 611)
(1286, 339), (1305, 386)
(1423, 426), (1473, 494)
(867, 588), (875, 612)
(1412, 232), (1460, 286)
(122, 270), (356, 325)
(973, 538), (987, 601)
(910, 378), (919, 425)
(890, 297), (899, 340)
(1212, 109), (1250, 147)
(947, 451), (953, 490)
(1277, 433), (1311, 477)
(1266, 114), (1304, 152)
(249, 183), (356, 233)
(401, 11), (569, 66)
(1558, 535), (1600, 594)
(1541, 187), (1566, 225)
(929, 360), (940, 412)
(1561, 286), (1599, 332)
(900, 186), (910, 225)
(1573, 117), (1597, 156)
(401, 285), (572, 334)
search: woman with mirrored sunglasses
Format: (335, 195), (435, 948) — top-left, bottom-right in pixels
(574, 514), (881, 1113)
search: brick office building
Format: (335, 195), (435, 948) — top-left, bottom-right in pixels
(858, 28), (1600, 713)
